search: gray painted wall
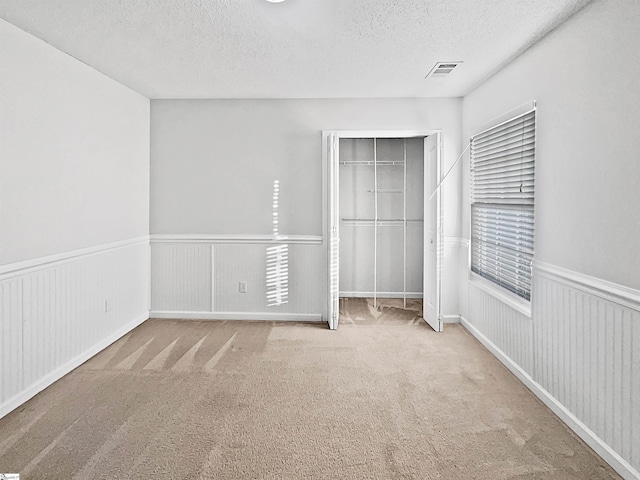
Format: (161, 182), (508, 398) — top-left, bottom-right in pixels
(0, 18), (150, 265)
(461, 0), (640, 290)
(150, 97), (462, 315)
(150, 98), (462, 237)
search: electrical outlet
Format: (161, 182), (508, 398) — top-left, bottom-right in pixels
(239, 281), (248, 293)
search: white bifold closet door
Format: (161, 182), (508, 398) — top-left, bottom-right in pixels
(327, 133), (340, 330)
(423, 133), (442, 332)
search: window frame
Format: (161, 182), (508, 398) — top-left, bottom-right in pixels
(468, 105), (537, 315)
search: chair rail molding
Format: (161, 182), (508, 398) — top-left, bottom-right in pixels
(533, 260), (640, 312)
(0, 236), (150, 279)
(150, 234), (322, 245)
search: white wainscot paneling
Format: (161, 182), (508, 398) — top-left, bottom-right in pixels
(0, 238), (150, 418)
(150, 235), (325, 321)
(1, 279), (23, 406)
(440, 237), (463, 321)
(151, 243), (212, 312)
(533, 263), (640, 478)
(463, 259), (640, 480)
(466, 280), (534, 374)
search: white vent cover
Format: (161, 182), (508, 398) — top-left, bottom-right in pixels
(426, 61), (462, 78)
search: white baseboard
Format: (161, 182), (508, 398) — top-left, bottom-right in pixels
(150, 311), (324, 322)
(0, 311), (149, 420)
(441, 314), (461, 324)
(460, 316), (640, 480)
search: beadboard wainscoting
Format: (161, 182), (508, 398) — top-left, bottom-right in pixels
(0, 237), (150, 419)
(461, 253), (640, 479)
(150, 235), (325, 321)
(441, 237), (464, 323)
(466, 280), (534, 374)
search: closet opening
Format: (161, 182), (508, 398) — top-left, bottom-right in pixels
(324, 130), (443, 332)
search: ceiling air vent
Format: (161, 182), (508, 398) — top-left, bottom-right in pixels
(426, 61), (462, 78)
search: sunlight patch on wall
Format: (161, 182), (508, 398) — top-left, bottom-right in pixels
(266, 180), (289, 306)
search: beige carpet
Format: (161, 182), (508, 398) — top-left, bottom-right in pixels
(0, 298), (619, 479)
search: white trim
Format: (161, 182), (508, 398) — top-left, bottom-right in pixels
(534, 260), (640, 312)
(441, 314), (461, 324)
(460, 316), (640, 480)
(0, 236), (150, 279)
(0, 311), (149, 420)
(150, 311), (324, 322)
(150, 234), (322, 245)
(327, 129), (437, 139)
(322, 131), (330, 321)
(460, 238), (470, 248)
(324, 129), (444, 330)
(469, 272), (532, 317)
(147, 241), (152, 312)
(443, 236), (466, 248)
(210, 245), (215, 312)
(339, 291), (423, 299)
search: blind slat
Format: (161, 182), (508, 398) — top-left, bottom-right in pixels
(472, 220), (535, 237)
(471, 227), (534, 248)
(472, 128), (536, 152)
(473, 122), (535, 149)
(471, 253), (532, 281)
(471, 233), (534, 254)
(474, 181), (535, 191)
(472, 154), (535, 172)
(471, 268), (531, 300)
(472, 140), (536, 161)
(473, 166), (535, 180)
(471, 262), (532, 289)
(471, 250), (533, 283)
(473, 113), (536, 144)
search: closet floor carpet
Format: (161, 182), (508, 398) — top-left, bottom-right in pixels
(0, 300), (619, 479)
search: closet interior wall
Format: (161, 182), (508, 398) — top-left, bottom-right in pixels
(339, 138), (424, 305)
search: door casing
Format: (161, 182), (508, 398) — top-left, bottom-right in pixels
(322, 130), (444, 330)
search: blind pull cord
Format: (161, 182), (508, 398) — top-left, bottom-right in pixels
(428, 142), (470, 201)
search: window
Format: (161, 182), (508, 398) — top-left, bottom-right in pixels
(470, 108), (536, 301)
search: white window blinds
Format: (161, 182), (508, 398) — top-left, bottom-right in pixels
(470, 109), (536, 301)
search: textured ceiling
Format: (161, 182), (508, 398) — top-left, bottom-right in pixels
(0, 0), (593, 99)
